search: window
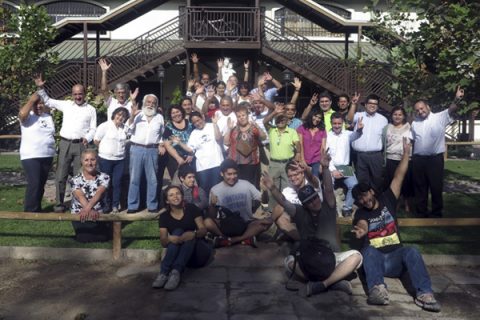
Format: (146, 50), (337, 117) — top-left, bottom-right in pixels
(42, 1), (106, 23)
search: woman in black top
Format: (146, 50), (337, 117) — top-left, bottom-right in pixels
(152, 185), (207, 290)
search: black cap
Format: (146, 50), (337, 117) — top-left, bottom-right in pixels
(298, 185), (318, 205)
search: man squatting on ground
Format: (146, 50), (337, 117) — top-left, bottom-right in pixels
(263, 149), (363, 296)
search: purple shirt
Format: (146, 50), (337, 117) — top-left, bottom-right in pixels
(297, 125), (326, 164)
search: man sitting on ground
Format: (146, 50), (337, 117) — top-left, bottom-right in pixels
(263, 149), (362, 296)
(205, 159), (273, 247)
(351, 138), (441, 312)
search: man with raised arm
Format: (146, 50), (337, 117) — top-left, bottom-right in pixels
(36, 76), (97, 213)
(411, 86), (464, 218)
(98, 58), (138, 119)
(351, 138), (440, 312)
(263, 149), (362, 296)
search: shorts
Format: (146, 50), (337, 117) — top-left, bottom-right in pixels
(334, 249), (362, 269)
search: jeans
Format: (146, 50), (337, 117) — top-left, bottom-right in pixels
(21, 157), (53, 212)
(334, 175), (358, 210)
(128, 145), (159, 211)
(196, 166), (221, 195)
(161, 229), (196, 274)
(98, 157), (125, 210)
(362, 245), (433, 296)
(308, 162), (320, 179)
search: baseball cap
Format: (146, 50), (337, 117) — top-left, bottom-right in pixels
(298, 185), (319, 205)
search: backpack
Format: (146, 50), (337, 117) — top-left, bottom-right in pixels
(216, 206), (247, 237)
(297, 237), (336, 281)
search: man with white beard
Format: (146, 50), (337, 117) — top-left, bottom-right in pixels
(127, 94), (165, 213)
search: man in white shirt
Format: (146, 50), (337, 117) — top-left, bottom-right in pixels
(36, 77), (97, 213)
(98, 58), (138, 119)
(346, 94), (388, 191)
(326, 112), (363, 217)
(411, 87), (464, 218)
(127, 94), (165, 213)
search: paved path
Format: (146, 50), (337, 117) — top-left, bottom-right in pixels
(1, 243), (479, 319)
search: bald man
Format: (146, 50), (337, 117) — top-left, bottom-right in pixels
(36, 78), (97, 213)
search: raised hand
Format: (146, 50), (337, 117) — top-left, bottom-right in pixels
(33, 74), (46, 88)
(226, 117), (234, 130)
(274, 103), (285, 114)
(217, 58), (224, 69)
(212, 113), (219, 124)
(130, 87), (139, 101)
(456, 86), (464, 99)
(187, 78), (195, 89)
(130, 102), (141, 118)
(98, 58), (111, 72)
(190, 53), (199, 64)
(319, 147), (331, 167)
(351, 92), (360, 104)
(357, 116), (364, 130)
(244, 60), (250, 69)
(195, 84), (205, 95)
(291, 77), (302, 90)
(261, 171), (274, 190)
(309, 93), (318, 106)
(264, 72), (273, 81)
(251, 92), (262, 101)
(226, 79), (235, 92)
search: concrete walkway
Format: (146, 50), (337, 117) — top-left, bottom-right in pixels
(1, 243), (479, 319)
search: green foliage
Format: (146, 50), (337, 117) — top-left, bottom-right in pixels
(0, 3), (59, 131)
(0, 154), (22, 172)
(170, 86), (183, 105)
(366, 0), (480, 113)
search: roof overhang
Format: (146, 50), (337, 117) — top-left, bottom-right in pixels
(52, 0), (167, 44)
(274, 0), (374, 33)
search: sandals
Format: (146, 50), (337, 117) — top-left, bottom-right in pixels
(415, 293), (441, 312)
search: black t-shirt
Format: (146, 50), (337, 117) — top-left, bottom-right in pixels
(353, 189), (402, 253)
(291, 204), (339, 252)
(159, 203), (201, 233)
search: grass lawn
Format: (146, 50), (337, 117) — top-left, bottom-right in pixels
(0, 156), (479, 253)
(0, 154), (22, 172)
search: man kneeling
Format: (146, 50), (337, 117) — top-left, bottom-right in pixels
(263, 149), (362, 295)
(205, 159), (272, 247)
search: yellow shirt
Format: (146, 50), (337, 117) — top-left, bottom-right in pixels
(269, 127), (299, 160)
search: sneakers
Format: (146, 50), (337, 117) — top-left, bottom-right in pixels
(367, 284), (390, 305)
(164, 270), (181, 291)
(112, 207), (119, 214)
(241, 236), (258, 248)
(152, 273), (169, 289)
(415, 293), (441, 312)
(213, 236), (232, 248)
(305, 281), (327, 297)
(329, 280), (353, 295)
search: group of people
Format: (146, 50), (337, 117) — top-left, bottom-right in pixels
(18, 53), (464, 307)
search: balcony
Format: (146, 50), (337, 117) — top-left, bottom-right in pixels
(184, 6), (261, 49)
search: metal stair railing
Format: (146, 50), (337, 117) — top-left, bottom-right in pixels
(45, 15), (184, 98)
(262, 16), (393, 106)
(98, 14), (184, 87)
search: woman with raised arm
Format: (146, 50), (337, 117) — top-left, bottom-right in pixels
(18, 92), (55, 212)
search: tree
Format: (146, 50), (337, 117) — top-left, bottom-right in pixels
(366, 0), (479, 114)
(0, 3), (58, 132)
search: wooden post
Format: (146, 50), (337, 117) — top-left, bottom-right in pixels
(83, 22), (88, 89)
(112, 221), (122, 261)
